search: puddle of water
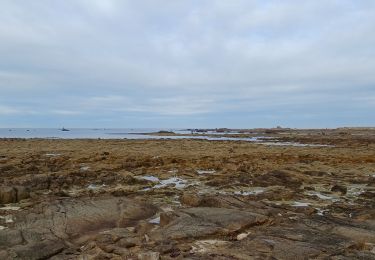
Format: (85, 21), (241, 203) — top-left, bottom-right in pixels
(137, 175), (160, 182)
(315, 208), (329, 216)
(307, 191), (339, 202)
(234, 188), (265, 196)
(292, 202), (310, 207)
(259, 142), (331, 147)
(45, 153), (61, 157)
(0, 206), (21, 211)
(149, 216), (160, 225)
(87, 184), (106, 190)
(196, 169), (216, 175)
(154, 177), (187, 189)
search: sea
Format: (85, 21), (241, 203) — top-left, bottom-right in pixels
(0, 128), (186, 139)
(0, 128), (255, 141)
(0, 128), (331, 146)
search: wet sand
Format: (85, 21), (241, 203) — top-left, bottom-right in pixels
(0, 128), (375, 259)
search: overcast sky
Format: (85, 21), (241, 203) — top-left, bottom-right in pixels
(0, 0), (374, 128)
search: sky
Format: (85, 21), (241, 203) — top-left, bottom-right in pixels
(0, 0), (374, 128)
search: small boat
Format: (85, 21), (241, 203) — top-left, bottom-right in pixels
(61, 127), (70, 131)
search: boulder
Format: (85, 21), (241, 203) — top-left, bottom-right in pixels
(0, 186), (17, 204)
(180, 192), (201, 207)
(331, 184), (347, 194)
(14, 186), (30, 201)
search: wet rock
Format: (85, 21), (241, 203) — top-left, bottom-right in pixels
(181, 193), (279, 216)
(138, 251), (160, 260)
(360, 191), (374, 199)
(303, 186), (315, 191)
(154, 207), (268, 240)
(0, 186), (17, 204)
(0, 230), (24, 248)
(331, 184), (347, 194)
(331, 226), (375, 243)
(238, 236), (323, 259)
(9, 240), (66, 260)
(0, 251), (9, 259)
(16, 173), (51, 191)
(14, 185), (30, 201)
(0, 196), (157, 257)
(180, 192), (201, 207)
(253, 170), (302, 188)
(160, 211), (179, 227)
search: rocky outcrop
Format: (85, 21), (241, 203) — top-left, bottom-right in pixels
(0, 186), (29, 204)
(154, 207), (268, 240)
(0, 196), (157, 259)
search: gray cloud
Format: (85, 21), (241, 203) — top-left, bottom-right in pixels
(0, 0), (374, 127)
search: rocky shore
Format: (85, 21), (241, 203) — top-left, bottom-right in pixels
(0, 128), (375, 259)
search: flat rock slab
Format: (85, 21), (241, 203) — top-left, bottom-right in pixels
(155, 207), (268, 240)
(0, 196), (157, 259)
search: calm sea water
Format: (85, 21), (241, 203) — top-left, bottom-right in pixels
(0, 128), (329, 146)
(0, 128), (257, 141)
(0, 128), (187, 139)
